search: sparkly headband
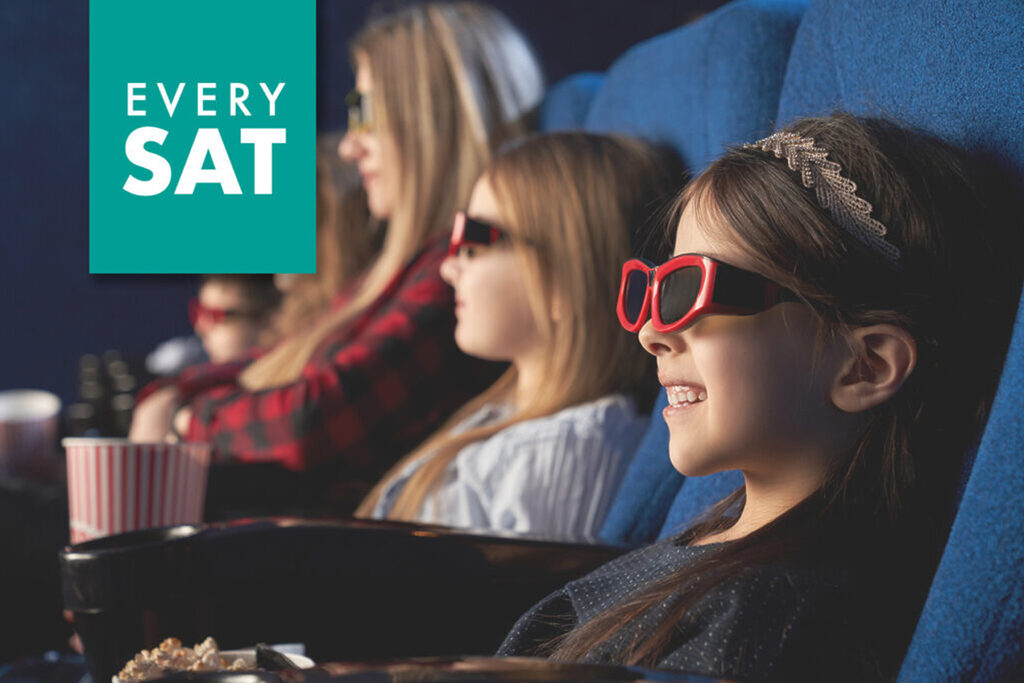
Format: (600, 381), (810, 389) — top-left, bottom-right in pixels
(745, 132), (902, 266)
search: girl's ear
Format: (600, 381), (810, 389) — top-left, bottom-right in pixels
(830, 325), (917, 413)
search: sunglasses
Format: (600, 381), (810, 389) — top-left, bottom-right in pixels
(617, 254), (798, 333)
(346, 89), (373, 133)
(448, 210), (510, 257)
(188, 298), (263, 328)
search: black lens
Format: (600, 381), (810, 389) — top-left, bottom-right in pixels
(659, 266), (702, 323)
(623, 269), (649, 323)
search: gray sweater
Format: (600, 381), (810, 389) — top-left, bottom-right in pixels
(498, 536), (875, 682)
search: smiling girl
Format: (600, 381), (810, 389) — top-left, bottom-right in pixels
(356, 132), (677, 538)
(498, 114), (1021, 680)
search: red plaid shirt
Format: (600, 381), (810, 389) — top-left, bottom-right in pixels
(164, 239), (500, 472)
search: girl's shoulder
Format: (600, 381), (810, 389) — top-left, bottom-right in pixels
(471, 394), (644, 463)
(506, 393), (643, 438)
(564, 537), (714, 620)
(454, 395), (644, 483)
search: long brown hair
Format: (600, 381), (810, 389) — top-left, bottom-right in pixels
(240, 2), (543, 389)
(356, 132), (679, 520)
(273, 144), (376, 335)
(544, 114), (1022, 675)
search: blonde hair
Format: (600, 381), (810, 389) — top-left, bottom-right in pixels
(273, 142), (376, 336)
(357, 132), (677, 521)
(241, 2), (543, 390)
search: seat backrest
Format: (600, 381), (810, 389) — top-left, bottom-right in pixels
(774, 1), (1024, 679)
(584, 0), (809, 545)
(583, 0), (808, 172)
(538, 73), (605, 132)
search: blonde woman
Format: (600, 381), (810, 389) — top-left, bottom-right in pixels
(356, 132), (677, 539)
(131, 3), (544, 484)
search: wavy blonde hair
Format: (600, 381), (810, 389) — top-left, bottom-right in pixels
(241, 2), (543, 390)
(357, 132), (677, 521)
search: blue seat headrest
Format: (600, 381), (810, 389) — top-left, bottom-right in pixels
(538, 73), (604, 132)
(585, 0), (808, 171)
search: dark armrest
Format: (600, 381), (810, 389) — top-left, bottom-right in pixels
(147, 656), (731, 683)
(60, 519), (628, 683)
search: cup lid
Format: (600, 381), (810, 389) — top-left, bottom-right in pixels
(62, 437), (210, 447)
(0, 390), (61, 422)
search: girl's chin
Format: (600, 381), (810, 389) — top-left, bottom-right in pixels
(667, 444), (726, 479)
(452, 333), (509, 364)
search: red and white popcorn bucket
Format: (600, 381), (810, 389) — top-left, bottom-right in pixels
(63, 439), (210, 544)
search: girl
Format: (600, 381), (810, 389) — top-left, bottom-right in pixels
(498, 114), (1021, 680)
(356, 132), (677, 538)
(130, 3), (543, 490)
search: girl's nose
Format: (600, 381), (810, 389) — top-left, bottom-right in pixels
(439, 254), (460, 285)
(638, 319), (685, 357)
(193, 315), (212, 337)
(338, 129), (364, 162)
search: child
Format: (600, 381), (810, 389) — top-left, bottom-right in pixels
(356, 132), (676, 538)
(190, 275), (281, 364)
(498, 114), (1021, 681)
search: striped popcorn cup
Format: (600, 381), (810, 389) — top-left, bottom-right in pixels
(0, 390), (61, 477)
(63, 439), (210, 544)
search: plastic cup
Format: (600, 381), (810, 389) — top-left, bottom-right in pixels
(63, 438), (210, 544)
(0, 389), (62, 477)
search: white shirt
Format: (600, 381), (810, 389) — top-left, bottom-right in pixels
(371, 394), (645, 541)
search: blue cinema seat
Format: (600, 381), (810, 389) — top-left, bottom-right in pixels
(773, 0), (1024, 679)
(595, 0), (1024, 678)
(538, 72), (604, 133)
(582, 0), (809, 545)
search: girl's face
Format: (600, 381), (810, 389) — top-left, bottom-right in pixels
(337, 57), (400, 219)
(639, 203), (852, 483)
(193, 281), (266, 364)
(440, 176), (545, 364)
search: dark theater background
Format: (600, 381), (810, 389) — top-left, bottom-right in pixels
(0, 0), (725, 407)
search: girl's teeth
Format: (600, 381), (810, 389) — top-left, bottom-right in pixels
(667, 385), (707, 407)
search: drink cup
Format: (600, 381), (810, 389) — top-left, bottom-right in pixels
(0, 389), (61, 477)
(63, 438), (210, 544)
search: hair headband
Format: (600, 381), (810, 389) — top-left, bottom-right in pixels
(745, 131), (902, 266)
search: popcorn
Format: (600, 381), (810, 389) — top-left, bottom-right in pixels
(117, 637), (254, 681)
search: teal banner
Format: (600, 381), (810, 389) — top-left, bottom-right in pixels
(89, 0), (315, 273)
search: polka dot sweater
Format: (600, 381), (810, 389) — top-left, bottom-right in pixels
(498, 536), (880, 682)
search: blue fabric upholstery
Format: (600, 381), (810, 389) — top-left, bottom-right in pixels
(595, 0), (809, 546)
(584, 0), (808, 172)
(658, 469), (744, 539)
(538, 73), (604, 132)
(598, 391), (682, 545)
(775, 1), (1024, 679)
(777, 0), (1024, 164)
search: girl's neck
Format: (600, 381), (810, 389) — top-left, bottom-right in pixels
(512, 352), (548, 410)
(692, 462), (826, 546)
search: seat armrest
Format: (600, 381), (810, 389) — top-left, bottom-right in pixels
(61, 518), (628, 683)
